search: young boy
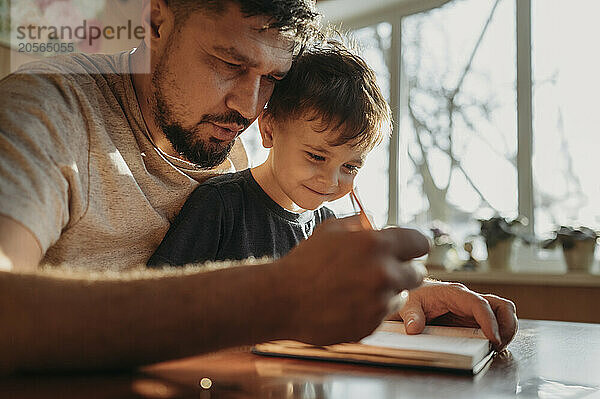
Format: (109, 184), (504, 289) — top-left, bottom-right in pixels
(147, 40), (392, 267)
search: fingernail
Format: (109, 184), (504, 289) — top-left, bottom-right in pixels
(406, 319), (415, 329)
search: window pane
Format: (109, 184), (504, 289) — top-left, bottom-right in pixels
(532, 0), (600, 235)
(399, 0), (517, 243)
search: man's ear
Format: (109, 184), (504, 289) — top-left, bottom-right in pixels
(258, 113), (275, 149)
(144, 0), (174, 52)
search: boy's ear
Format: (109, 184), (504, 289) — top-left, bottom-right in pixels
(258, 113), (275, 149)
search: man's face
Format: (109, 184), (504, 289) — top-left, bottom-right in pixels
(260, 115), (369, 211)
(151, 5), (294, 168)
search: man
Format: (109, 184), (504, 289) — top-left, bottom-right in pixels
(0, 0), (517, 373)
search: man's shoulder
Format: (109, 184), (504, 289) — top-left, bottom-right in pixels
(4, 52), (131, 105)
(2, 51), (132, 111)
(14, 51), (129, 76)
(0, 51), (136, 149)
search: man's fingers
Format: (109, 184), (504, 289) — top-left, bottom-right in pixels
(439, 284), (502, 348)
(468, 295), (502, 348)
(386, 290), (409, 315)
(391, 282), (517, 351)
(482, 294), (518, 350)
(398, 295), (427, 335)
(379, 227), (430, 261)
(384, 261), (426, 292)
(314, 222), (430, 263)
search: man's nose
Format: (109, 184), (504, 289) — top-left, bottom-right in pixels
(225, 75), (263, 120)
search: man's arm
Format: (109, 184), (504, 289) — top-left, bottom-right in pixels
(0, 217), (429, 374)
(0, 257), (291, 373)
(0, 215), (42, 272)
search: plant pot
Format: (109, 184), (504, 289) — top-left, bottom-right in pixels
(425, 245), (452, 270)
(486, 238), (514, 271)
(563, 239), (596, 272)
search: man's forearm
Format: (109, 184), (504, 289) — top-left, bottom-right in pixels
(0, 261), (289, 373)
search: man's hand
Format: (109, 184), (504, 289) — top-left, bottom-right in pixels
(275, 217), (429, 346)
(393, 281), (518, 351)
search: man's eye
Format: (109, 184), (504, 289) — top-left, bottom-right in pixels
(307, 152), (325, 161)
(220, 59), (242, 69)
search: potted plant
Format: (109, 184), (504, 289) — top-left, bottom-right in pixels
(542, 226), (598, 273)
(479, 216), (528, 271)
(459, 235), (480, 271)
(425, 226), (455, 270)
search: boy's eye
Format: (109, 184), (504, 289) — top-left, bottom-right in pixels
(307, 152), (326, 162)
(263, 74), (280, 83)
(343, 164), (360, 174)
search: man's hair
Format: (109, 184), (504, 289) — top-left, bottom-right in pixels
(167, 0), (320, 47)
(264, 39), (392, 151)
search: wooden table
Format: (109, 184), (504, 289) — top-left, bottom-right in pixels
(2, 320), (600, 398)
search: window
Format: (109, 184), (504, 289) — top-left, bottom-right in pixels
(532, 0), (600, 236)
(399, 0), (517, 245)
(320, 0), (599, 265)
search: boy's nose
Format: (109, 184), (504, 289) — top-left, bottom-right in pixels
(315, 169), (339, 193)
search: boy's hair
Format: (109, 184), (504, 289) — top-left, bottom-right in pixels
(264, 39), (392, 151)
(167, 0), (320, 49)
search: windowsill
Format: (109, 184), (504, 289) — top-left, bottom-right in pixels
(425, 245), (600, 287)
(427, 269), (600, 287)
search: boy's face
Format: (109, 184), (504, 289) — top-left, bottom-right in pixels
(259, 115), (370, 211)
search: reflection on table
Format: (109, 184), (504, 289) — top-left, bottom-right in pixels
(2, 319), (599, 398)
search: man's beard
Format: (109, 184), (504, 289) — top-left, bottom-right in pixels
(151, 46), (250, 169)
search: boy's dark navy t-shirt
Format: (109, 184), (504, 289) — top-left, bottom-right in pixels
(147, 168), (335, 267)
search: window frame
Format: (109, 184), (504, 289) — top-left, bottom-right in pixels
(325, 0), (536, 232)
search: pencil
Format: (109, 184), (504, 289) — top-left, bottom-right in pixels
(350, 188), (373, 230)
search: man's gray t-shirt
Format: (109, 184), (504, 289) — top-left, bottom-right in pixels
(147, 169), (335, 267)
(0, 50), (248, 270)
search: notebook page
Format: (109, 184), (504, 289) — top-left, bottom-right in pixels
(360, 331), (489, 358)
(377, 321), (487, 339)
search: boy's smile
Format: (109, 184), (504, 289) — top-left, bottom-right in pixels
(252, 114), (369, 213)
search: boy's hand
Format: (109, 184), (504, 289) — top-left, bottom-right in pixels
(276, 217), (429, 345)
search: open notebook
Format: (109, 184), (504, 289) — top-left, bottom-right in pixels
(253, 321), (495, 374)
